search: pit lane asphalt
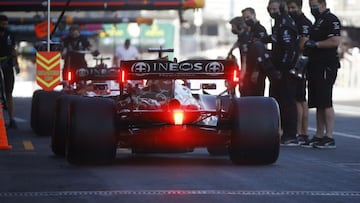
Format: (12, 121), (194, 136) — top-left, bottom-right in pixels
(0, 96), (359, 203)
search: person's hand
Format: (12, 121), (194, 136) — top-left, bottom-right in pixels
(227, 45), (236, 57)
(304, 40), (318, 49)
(14, 64), (20, 75)
(227, 53), (235, 60)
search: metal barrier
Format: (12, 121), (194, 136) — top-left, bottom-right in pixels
(337, 47), (360, 88)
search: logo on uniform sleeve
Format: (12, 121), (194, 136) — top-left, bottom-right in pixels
(283, 30), (291, 43)
(302, 25), (310, 35)
(333, 22), (340, 30)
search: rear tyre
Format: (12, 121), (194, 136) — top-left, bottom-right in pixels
(228, 97), (280, 165)
(30, 90), (64, 136)
(51, 95), (81, 156)
(66, 97), (117, 164)
(30, 90), (41, 134)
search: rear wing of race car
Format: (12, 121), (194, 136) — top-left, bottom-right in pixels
(122, 59), (239, 81)
(75, 59), (240, 82)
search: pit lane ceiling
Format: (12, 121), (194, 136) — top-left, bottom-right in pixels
(0, 0), (205, 12)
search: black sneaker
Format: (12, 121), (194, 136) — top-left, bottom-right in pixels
(296, 134), (309, 145)
(280, 137), (300, 146)
(313, 136), (336, 149)
(301, 136), (323, 148)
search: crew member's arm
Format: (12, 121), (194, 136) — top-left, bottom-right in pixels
(228, 41), (239, 56)
(316, 36), (341, 48)
(82, 36), (91, 50)
(299, 21), (311, 51)
(10, 34), (19, 74)
(299, 36), (309, 51)
(304, 35), (341, 49)
(11, 50), (19, 74)
(305, 16), (341, 50)
(250, 41), (266, 83)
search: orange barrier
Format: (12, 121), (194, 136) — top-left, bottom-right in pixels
(0, 103), (12, 150)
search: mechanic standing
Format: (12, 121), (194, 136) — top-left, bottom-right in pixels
(114, 38), (139, 67)
(267, 0), (299, 146)
(62, 25), (98, 79)
(301, 0), (341, 149)
(238, 8), (268, 96)
(286, 0), (312, 144)
(241, 7), (268, 41)
(0, 15), (20, 129)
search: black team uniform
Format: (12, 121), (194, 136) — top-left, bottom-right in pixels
(270, 13), (299, 145)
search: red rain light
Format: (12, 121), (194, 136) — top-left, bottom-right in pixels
(120, 69), (127, 83)
(173, 110), (184, 125)
(233, 69), (240, 83)
(66, 70), (73, 82)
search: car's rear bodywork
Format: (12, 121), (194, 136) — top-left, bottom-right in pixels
(74, 59), (239, 151)
(31, 56), (281, 165)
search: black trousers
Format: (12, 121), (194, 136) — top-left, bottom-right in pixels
(0, 60), (15, 96)
(269, 74), (298, 139)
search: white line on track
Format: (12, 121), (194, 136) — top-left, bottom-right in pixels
(334, 104), (360, 116)
(0, 190), (360, 197)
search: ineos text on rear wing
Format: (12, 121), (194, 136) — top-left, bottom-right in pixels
(75, 60), (240, 81)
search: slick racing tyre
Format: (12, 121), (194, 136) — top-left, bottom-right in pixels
(228, 97), (280, 165)
(30, 89), (44, 134)
(30, 90), (64, 136)
(66, 97), (117, 164)
(51, 95), (82, 156)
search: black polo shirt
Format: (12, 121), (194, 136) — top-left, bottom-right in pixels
(294, 13), (312, 38)
(250, 21), (268, 41)
(308, 9), (341, 64)
(271, 14), (299, 72)
(0, 31), (15, 58)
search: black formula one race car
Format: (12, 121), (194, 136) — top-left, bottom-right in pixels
(31, 49), (281, 165)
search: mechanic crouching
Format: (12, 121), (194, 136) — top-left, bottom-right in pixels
(229, 13), (281, 97)
(242, 7), (284, 96)
(228, 16), (249, 94)
(267, 0), (300, 146)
